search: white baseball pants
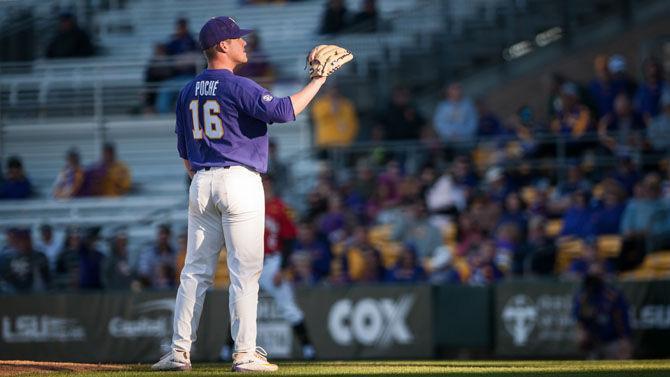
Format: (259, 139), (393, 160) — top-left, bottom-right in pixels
(259, 253), (304, 325)
(172, 166), (264, 354)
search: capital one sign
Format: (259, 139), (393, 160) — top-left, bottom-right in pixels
(327, 295), (414, 347)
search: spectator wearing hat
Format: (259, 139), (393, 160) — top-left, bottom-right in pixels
(634, 57), (668, 120)
(0, 156), (32, 200)
(647, 90), (670, 152)
(53, 148), (85, 198)
(3, 229), (50, 292)
(46, 12), (95, 58)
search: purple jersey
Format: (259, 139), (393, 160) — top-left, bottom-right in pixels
(175, 69), (295, 173)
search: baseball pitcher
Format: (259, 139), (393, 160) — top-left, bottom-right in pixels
(151, 16), (352, 372)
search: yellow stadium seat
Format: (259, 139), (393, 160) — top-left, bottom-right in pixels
(545, 219), (563, 238)
(596, 235), (622, 259)
(556, 238), (586, 273)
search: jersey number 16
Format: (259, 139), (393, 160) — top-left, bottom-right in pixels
(189, 99), (224, 140)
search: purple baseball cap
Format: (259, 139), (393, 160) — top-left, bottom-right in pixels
(199, 16), (253, 50)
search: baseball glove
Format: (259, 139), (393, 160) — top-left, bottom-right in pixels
(306, 45), (354, 79)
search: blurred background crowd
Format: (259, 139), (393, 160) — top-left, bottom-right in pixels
(1, 0), (669, 295)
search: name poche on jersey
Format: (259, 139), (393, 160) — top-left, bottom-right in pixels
(195, 80), (219, 96)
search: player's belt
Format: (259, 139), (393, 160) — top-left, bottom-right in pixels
(202, 166), (231, 171)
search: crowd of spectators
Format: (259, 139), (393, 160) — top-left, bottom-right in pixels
(0, 223), (188, 293)
(0, 142), (131, 200)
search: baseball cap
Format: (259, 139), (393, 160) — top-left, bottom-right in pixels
(199, 16), (252, 50)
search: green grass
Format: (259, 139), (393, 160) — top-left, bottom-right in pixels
(27, 360), (670, 377)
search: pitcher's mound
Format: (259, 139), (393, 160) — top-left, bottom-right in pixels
(0, 360), (125, 375)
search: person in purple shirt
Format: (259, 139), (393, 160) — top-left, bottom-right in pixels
(155, 16), (336, 373)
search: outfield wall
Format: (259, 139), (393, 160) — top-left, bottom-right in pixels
(0, 281), (668, 362)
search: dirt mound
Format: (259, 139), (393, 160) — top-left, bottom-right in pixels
(0, 361), (125, 375)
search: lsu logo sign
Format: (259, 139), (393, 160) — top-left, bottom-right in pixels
(327, 295), (414, 347)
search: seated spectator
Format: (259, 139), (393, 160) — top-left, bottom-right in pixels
(2, 229), (50, 292)
(375, 86), (425, 141)
(468, 239), (505, 285)
(391, 200), (442, 262)
(165, 18), (199, 56)
(294, 222), (332, 282)
(319, 0), (348, 35)
(433, 83), (478, 145)
(318, 195), (352, 243)
(386, 243), (425, 283)
(137, 224), (176, 289)
(646, 90), (670, 152)
(634, 57), (667, 120)
(45, 12), (94, 58)
(55, 227), (83, 290)
(597, 94), (646, 155)
(559, 190), (593, 239)
(143, 44), (174, 114)
(550, 82), (592, 141)
(494, 222), (519, 274)
(425, 167), (467, 216)
(235, 34), (275, 85)
(573, 272), (632, 359)
(33, 224), (64, 272)
(326, 253), (351, 286)
(588, 54), (618, 117)
(498, 192), (527, 240)
(80, 143), (132, 197)
(469, 192), (502, 236)
(564, 242), (615, 281)
(549, 163), (592, 214)
(359, 248), (386, 283)
(52, 148), (85, 199)
(485, 166), (513, 204)
(336, 225), (379, 282)
(103, 228), (134, 290)
(522, 216), (557, 275)
(78, 227), (106, 290)
(475, 99), (505, 139)
(0, 156), (32, 200)
(311, 85), (359, 148)
(618, 173), (665, 270)
(348, 0), (378, 33)
(156, 18), (200, 113)
(589, 179), (626, 236)
(610, 155), (640, 196)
